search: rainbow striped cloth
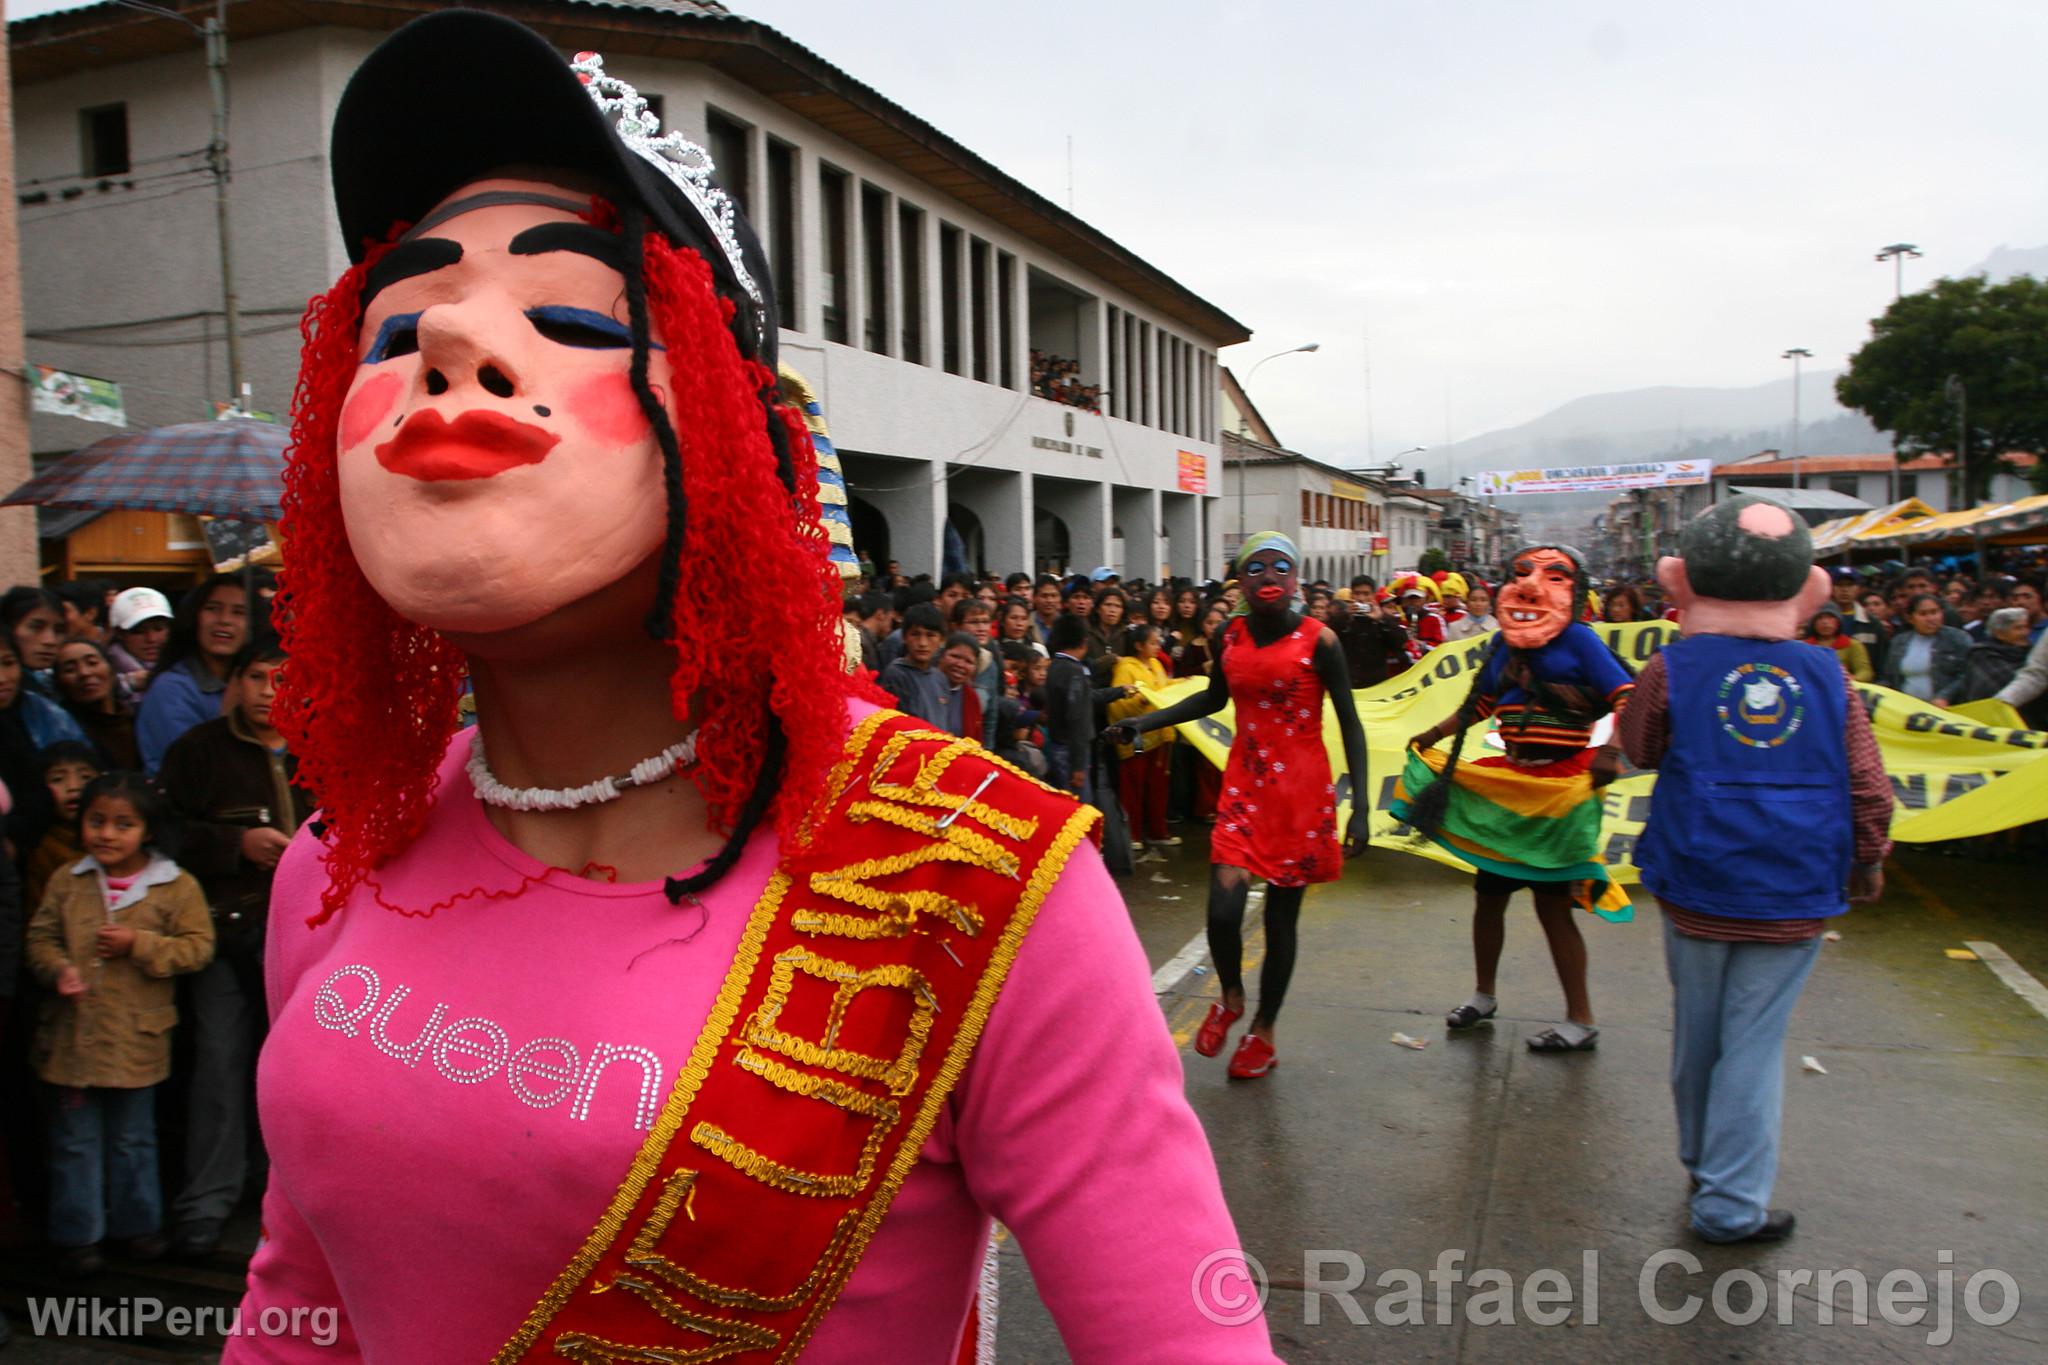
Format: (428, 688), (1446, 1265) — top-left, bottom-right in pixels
(1390, 748), (1634, 922)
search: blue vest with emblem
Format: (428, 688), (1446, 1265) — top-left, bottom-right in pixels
(1637, 635), (1852, 919)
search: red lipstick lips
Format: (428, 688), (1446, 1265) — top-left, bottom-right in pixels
(374, 409), (560, 481)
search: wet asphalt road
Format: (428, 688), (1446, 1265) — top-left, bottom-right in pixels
(994, 833), (2048, 1362)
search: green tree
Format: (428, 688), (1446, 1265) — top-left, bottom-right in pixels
(1836, 274), (2048, 502)
(1417, 546), (1451, 575)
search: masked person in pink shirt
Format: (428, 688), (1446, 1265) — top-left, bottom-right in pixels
(228, 13), (1273, 1363)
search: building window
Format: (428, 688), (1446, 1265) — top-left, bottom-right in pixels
(1138, 324), (1152, 427)
(997, 251), (1016, 390)
(898, 203), (925, 365)
(939, 223), (963, 375)
(704, 107), (751, 219)
(860, 183), (888, 355)
(1106, 307), (1120, 418)
(766, 138), (796, 331)
(970, 238), (991, 382)
(80, 103), (129, 177)
(1828, 474), (1860, 499)
(1170, 337), (1184, 435)
(1899, 472), (1918, 499)
(818, 165), (849, 344)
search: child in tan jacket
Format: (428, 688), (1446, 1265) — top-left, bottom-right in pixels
(25, 772), (213, 1275)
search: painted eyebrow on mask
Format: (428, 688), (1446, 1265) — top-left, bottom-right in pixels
(362, 238), (463, 310)
(507, 222), (630, 275)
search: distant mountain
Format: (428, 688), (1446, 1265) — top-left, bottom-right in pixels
(1439, 371), (1878, 482)
(1971, 244), (2048, 283)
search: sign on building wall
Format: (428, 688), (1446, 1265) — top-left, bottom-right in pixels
(1177, 450), (1208, 494)
(31, 365), (125, 427)
(1474, 459), (1711, 496)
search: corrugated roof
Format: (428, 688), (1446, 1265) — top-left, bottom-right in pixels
(1724, 485), (1872, 511)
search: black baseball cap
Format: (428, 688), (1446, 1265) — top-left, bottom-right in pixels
(329, 9), (775, 363)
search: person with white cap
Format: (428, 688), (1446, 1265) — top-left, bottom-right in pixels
(106, 587), (173, 699)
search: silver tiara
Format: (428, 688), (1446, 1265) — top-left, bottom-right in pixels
(571, 50), (764, 317)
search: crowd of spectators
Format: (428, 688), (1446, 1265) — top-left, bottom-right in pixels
(0, 571), (301, 1294)
(1029, 350), (1101, 412)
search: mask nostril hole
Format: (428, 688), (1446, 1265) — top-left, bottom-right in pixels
(424, 369), (449, 396)
(478, 365), (515, 399)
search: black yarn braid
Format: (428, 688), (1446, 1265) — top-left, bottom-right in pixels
(1404, 634), (1499, 838)
(620, 203), (691, 643)
(759, 371), (798, 495)
(663, 720), (787, 905)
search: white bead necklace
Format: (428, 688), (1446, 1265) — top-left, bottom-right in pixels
(466, 731), (697, 812)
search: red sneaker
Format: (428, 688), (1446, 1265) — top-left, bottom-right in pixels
(1227, 1032), (1277, 1079)
(1193, 1002), (1243, 1057)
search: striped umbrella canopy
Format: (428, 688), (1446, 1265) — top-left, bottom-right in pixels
(1, 419), (288, 523)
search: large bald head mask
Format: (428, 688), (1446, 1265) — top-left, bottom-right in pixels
(1656, 495), (1830, 640)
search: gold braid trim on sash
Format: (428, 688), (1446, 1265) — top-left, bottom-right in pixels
(493, 711), (1099, 1364)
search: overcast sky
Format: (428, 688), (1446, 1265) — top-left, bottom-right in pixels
(13, 0), (2045, 478)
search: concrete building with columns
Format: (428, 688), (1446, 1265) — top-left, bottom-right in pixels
(11, 0), (1244, 583)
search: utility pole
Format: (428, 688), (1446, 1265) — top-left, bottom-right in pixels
(205, 1), (243, 407)
(114, 0), (241, 408)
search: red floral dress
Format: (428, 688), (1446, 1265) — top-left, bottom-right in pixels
(1210, 616), (1341, 887)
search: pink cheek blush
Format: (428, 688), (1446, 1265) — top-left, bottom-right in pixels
(564, 371), (652, 448)
(340, 371), (404, 451)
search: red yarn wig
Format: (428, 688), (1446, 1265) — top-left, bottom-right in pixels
(275, 221), (854, 925)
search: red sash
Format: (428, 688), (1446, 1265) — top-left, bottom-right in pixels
(494, 710), (1097, 1363)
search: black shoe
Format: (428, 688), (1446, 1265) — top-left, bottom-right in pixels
(1708, 1210), (1796, 1244)
(120, 1231), (168, 1262)
(56, 1243), (105, 1277)
(173, 1219), (223, 1259)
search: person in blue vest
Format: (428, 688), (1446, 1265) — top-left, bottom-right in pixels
(1624, 495), (1891, 1245)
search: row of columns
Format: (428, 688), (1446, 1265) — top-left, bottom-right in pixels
(846, 461), (1214, 581)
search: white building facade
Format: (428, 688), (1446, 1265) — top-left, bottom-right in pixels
(1219, 433), (1391, 586)
(11, 0), (1246, 581)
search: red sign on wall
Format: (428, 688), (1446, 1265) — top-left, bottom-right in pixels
(1177, 450), (1208, 495)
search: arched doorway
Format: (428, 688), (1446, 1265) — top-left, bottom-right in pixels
(848, 496), (889, 578)
(946, 504), (984, 577)
(1033, 509), (1070, 577)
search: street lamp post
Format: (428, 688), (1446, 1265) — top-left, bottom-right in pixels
(1235, 341), (1320, 545)
(1875, 244), (1922, 504)
(1875, 242), (1922, 300)
(1783, 348), (1812, 491)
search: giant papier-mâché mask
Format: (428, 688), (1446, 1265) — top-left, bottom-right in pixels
(1498, 547), (1581, 648)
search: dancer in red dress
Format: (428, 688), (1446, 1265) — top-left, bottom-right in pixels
(1108, 533), (1369, 1077)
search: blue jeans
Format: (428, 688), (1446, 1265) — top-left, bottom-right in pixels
(1662, 916), (1822, 1241)
(1044, 742), (1092, 806)
(46, 1084), (162, 1247)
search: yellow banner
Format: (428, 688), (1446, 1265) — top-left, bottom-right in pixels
(1145, 620), (2048, 881)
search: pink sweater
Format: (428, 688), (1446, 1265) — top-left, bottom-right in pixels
(228, 718), (1276, 1362)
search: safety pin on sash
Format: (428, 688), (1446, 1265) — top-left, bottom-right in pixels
(935, 770), (998, 830)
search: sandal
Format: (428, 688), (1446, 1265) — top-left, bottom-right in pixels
(1527, 1026), (1599, 1053)
(1445, 1001), (1497, 1030)
(1193, 1001), (1243, 1057)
